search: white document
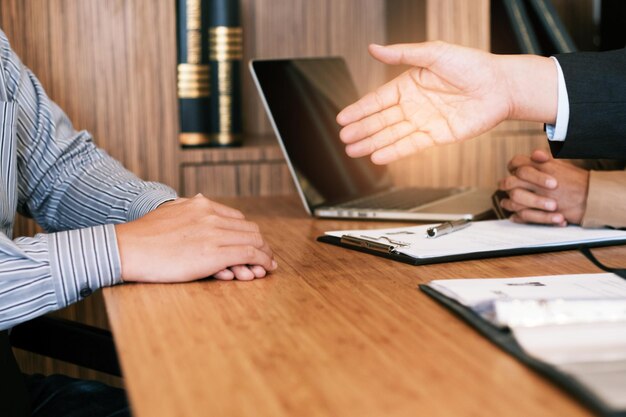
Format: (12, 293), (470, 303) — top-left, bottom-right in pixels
(429, 273), (626, 309)
(325, 219), (626, 259)
(426, 273), (626, 410)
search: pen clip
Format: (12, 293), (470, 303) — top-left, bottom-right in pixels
(340, 235), (400, 254)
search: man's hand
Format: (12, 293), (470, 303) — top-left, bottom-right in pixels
(498, 149), (590, 226)
(336, 42), (557, 164)
(115, 195), (277, 282)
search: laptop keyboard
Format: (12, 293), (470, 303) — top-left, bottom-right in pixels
(336, 187), (463, 210)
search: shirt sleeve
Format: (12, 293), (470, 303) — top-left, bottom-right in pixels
(580, 170), (626, 229)
(0, 30), (176, 329)
(545, 57), (570, 142)
(0, 225), (121, 331)
(14, 65), (176, 230)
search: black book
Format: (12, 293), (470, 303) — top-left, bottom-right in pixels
(177, 0), (212, 146)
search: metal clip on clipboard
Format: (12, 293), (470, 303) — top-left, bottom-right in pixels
(340, 235), (409, 254)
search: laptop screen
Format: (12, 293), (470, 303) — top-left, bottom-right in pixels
(251, 58), (390, 208)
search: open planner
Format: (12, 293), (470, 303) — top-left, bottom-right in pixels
(319, 219), (626, 265)
(421, 273), (626, 417)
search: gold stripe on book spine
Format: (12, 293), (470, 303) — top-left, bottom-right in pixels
(179, 133), (212, 146)
(177, 63), (210, 98)
(209, 26), (243, 61)
(185, 0), (202, 64)
(216, 61), (234, 138)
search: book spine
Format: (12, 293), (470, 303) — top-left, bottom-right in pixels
(502, 0), (542, 54)
(177, 0), (213, 146)
(526, 0), (577, 53)
(208, 0), (243, 146)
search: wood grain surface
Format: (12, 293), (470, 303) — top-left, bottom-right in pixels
(103, 196), (614, 417)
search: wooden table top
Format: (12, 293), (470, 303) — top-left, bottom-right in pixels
(103, 196), (622, 417)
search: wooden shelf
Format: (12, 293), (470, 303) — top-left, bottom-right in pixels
(178, 134), (284, 165)
(177, 134), (295, 197)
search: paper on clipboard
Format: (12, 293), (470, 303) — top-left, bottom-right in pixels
(324, 219), (626, 260)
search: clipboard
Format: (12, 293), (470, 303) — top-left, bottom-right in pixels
(316, 234), (626, 266)
(317, 220), (626, 266)
(419, 283), (626, 417)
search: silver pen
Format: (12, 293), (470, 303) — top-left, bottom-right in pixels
(426, 219), (472, 238)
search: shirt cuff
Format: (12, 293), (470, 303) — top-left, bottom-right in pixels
(545, 57), (570, 142)
(127, 186), (177, 222)
(48, 224), (123, 307)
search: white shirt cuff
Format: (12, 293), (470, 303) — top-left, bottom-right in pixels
(546, 56), (570, 142)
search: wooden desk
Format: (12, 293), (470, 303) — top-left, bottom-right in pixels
(103, 196), (622, 417)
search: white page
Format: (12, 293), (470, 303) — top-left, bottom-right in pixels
(512, 322), (626, 364)
(429, 273), (626, 308)
(325, 219), (626, 259)
(558, 360), (626, 410)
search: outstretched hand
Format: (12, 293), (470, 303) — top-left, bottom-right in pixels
(337, 42), (557, 164)
(115, 195), (277, 283)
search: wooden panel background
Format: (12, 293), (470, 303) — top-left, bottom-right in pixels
(0, 0), (180, 386)
(0, 0), (571, 385)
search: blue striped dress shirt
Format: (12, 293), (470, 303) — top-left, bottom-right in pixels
(0, 29), (177, 331)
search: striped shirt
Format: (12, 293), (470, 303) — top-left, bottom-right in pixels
(0, 30), (176, 331)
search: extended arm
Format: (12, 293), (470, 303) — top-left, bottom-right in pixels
(336, 42), (558, 164)
(337, 42), (626, 163)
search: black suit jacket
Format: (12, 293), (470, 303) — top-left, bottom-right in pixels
(550, 48), (626, 159)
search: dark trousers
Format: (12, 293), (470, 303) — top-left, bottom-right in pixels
(24, 374), (131, 417)
(2, 330), (130, 417)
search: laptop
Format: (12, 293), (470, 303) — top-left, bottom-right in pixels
(250, 57), (494, 221)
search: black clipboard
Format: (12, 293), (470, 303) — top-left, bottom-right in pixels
(317, 234), (626, 266)
(419, 283), (626, 417)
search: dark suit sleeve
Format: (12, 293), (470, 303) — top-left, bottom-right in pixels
(549, 48), (626, 159)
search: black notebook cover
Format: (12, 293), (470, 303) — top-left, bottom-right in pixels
(419, 284), (626, 417)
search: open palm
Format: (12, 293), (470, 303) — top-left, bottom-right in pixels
(337, 42), (513, 164)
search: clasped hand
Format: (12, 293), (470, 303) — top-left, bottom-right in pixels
(498, 149), (589, 226)
(115, 194), (277, 282)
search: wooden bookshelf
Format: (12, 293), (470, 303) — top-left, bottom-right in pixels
(179, 135), (295, 197)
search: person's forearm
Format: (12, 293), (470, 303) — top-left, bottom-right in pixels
(0, 225), (122, 330)
(497, 54), (558, 124)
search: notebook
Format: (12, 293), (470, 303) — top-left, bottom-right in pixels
(421, 273), (626, 417)
(249, 57), (494, 221)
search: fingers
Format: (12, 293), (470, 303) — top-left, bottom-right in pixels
(498, 175), (536, 192)
(217, 246), (277, 272)
(216, 230), (273, 258)
(229, 265), (256, 281)
(506, 155), (557, 189)
(339, 105), (405, 144)
(337, 82), (400, 126)
(213, 269), (234, 280)
(230, 265), (268, 280)
(510, 210), (566, 226)
(213, 265), (268, 281)
(209, 215), (262, 234)
(507, 154), (532, 173)
(370, 131), (435, 165)
(248, 265), (268, 278)
(512, 165), (557, 189)
(345, 121), (415, 158)
(368, 41), (447, 68)
(530, 148), (552, 163)
(501, 188), (557, 211)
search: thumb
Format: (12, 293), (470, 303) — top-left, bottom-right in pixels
(369, 41), (446, 68)
(531, 149), (552, 163)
